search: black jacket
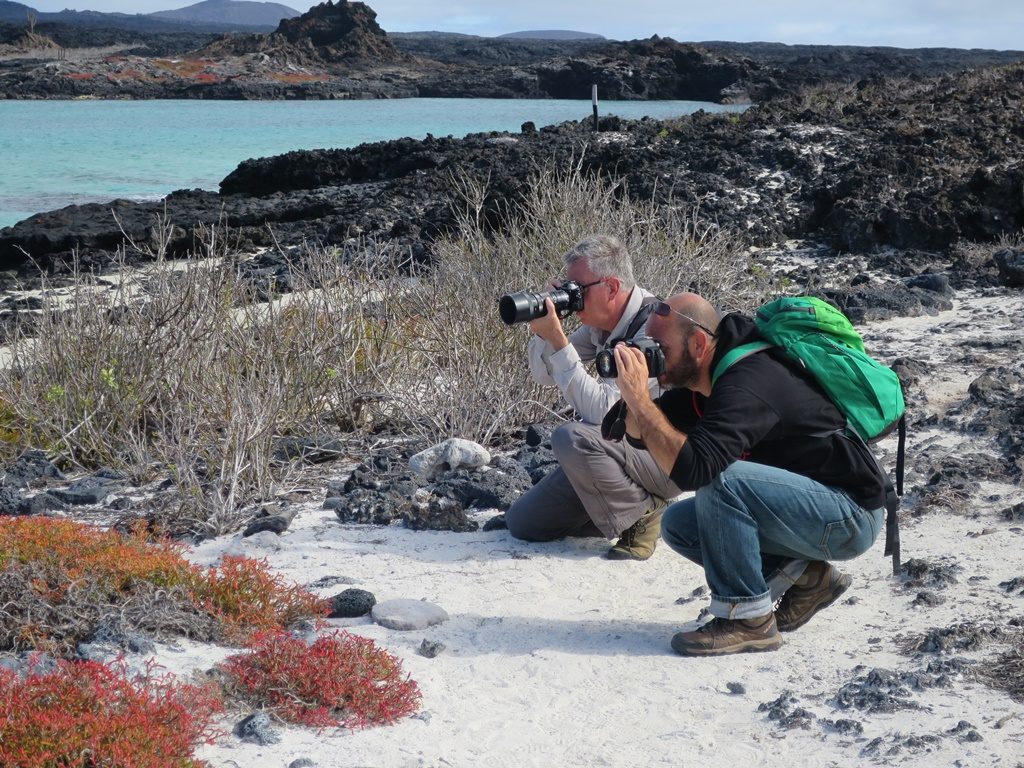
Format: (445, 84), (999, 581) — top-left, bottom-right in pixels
(657, 312), (887, 510)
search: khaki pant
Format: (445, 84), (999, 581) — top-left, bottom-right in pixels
(505, 422), (680, 541)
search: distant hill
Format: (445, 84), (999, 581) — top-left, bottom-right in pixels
(0, 0), (34, 24)
(0, 0), (293, 32)
(498, 30), (605, 40)
(149, 0), (300, 28)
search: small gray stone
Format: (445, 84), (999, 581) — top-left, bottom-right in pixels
(235, 711), (280, 745)
(76, 642), (120, 663)
(329, 588), (377, 618)
(243, 515), (292, 537)
(371, 598), (449, 631)
(727, 681), (746, 695)
(308, 575), (356, 589)
(482, 514), (507, 531)
(48, 477), (120, 505)
(417, 639), (445, 658)
(289, 760), (319, 768)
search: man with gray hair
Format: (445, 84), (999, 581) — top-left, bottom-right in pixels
(505, 235), (680, 560)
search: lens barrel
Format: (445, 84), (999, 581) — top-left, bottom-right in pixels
(498, 287), (571, 325)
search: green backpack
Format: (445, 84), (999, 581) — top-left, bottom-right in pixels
(711, 296), (907, 573)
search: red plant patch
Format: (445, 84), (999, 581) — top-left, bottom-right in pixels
(66, 72), (96, 80)
(192, 554), (331, 642)
(219, 628), (422, 729)
(0, 658), (222, 768)
(273, 72), (326, 84)
(0, 517), (330, 651)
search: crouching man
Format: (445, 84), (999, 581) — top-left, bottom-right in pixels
(610, 292), (886, 655)
(505, 235), (680, 560)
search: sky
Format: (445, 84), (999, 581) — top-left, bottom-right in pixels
(25, 0), (1024, 50)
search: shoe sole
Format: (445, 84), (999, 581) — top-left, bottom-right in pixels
(670, 634), (783, 656)
(604, 547), (654, 561)
(776, 574), (852, 633)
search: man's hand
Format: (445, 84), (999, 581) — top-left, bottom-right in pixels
(613, 342), (651, 410)
(613, 342), (686, 473)
(528, 298), (570, 351)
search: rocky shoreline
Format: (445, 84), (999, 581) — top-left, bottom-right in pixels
(2, 60), (1023, 294)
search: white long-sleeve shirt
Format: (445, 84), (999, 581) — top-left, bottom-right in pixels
(527, 286), (660, 425)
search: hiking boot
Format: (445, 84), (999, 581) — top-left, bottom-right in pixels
(671, 613), (782, 656)
(605, 500), (664, 561)
(774, 560), (852, 632)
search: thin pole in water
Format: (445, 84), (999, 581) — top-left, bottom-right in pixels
(592, 84), (599, 131)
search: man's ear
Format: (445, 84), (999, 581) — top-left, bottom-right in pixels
(693, 328), (714, 359)
(605, 276), (621, 298)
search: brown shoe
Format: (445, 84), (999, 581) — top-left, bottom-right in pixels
(671, 613), (782, 656)
(605, 500), (664, 561)
(774, 561), (852, 632)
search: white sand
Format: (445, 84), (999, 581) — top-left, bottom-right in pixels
(83, 287), (1024, 766)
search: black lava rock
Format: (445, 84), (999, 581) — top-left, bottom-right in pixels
(328, 588), (377, 618)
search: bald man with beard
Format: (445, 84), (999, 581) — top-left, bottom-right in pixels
(610, 293), (888, 656)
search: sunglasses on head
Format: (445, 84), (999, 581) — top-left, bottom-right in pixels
(653, 302), (717, 337)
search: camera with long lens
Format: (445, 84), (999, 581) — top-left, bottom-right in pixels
(499, 281), (586, 326)
(596, 338), (666, 379)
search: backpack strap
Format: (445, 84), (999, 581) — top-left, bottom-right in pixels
(883, 413), (907, 575)
(843, 415), (906, 576)
(711, 341), (773, 387)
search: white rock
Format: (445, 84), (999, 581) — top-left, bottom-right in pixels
(371, 599), (449, 631)
(409, 438), (490, 477)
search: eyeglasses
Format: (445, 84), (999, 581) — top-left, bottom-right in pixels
(653, 302), (717, 337)
(558, 278), (604, 292)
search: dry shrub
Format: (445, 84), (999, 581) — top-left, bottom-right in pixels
(0, 657), (222, 768)
(977, 630), (1024, 703)
(0, 230), (406, 534)
(374, 163), (768, 442)
(0, 517), (329, 655)
(219, 628), (421, 729)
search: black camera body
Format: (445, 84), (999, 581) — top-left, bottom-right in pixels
(596, 338), (666, 379)
(499, 281), (586, 326)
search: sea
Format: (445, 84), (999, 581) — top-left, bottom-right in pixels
(0, 98), (744, 230)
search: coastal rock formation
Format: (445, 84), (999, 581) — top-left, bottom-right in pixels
(197, 0), (405, 65)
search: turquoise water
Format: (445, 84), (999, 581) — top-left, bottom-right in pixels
(0, 98), (743, 229)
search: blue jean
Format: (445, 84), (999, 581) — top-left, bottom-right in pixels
(661, 461), (883, 620)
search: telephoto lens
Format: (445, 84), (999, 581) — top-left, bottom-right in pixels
(498, 282), (583, 325)
(499, 290), (549, 325)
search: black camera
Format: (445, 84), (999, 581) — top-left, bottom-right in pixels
(499, 281), (586, 326)
(596, 338), (665, 379)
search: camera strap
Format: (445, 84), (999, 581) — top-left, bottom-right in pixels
(604, 295), (661, 350)
(601, 400), (628, 442)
